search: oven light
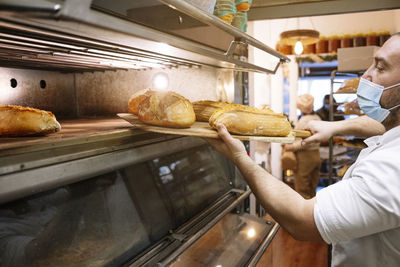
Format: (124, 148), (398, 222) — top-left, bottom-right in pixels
(247, 228), (256, 238)
(216, 265), (222, 267)
(0, 85), (18, 103)
(152, 72), (169, 91)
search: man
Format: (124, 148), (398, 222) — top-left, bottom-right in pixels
(207, 33), (399, 266)
(316, 94), (344, 121)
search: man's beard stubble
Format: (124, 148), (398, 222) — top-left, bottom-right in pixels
(382, 107), (400, 130)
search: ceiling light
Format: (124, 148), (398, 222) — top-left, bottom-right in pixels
(294, 40), (304, 55)
(278, 17), (320, 55)
(280, 29), (320, 46)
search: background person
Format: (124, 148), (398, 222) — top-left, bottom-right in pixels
(316, 94), (344, 121)
(284, 94), (321, 199)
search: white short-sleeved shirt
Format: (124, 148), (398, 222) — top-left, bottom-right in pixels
(314, 125), (400, 267)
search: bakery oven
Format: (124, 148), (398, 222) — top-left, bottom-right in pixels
(0, 0), (287, 266)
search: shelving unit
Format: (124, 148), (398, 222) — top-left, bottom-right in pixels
(327, 70), (364, 184)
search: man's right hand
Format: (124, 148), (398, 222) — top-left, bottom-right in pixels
(205, 124), (248, 163)
(302, 120), (336, 146)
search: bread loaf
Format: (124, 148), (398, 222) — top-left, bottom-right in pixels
(336, 77), (360, 93)
(0, 105), (61, 136)
(338, 99), (363, 115)
(128, 88), (155, 115)
(192, 100), (227, 121)
(209, 108), (291, 136)
(138, 91), (195, 128)
(193, 100), (279, 122)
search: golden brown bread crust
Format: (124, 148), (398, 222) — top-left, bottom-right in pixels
(337, 77), (360, 93)
(0, 105), (61, 136)
(339, 99), (363, 115)
(192, 100), (280, 122)
(128, 89), (155, 115)
(209, 108), (291, 136)
(138, 91), (195, 128)
(192, 100), (227, 121)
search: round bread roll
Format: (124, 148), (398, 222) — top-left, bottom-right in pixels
(128, 88), (155, 115)
(0, 105), (61, 136)
(138, 91), (195, 128)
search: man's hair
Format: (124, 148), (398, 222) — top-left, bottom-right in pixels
(323, 94), (336, 104)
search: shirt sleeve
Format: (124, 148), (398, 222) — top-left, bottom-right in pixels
(313, 150), (400, 244)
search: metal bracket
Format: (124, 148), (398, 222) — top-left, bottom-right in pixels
(225, 38), (246, 58)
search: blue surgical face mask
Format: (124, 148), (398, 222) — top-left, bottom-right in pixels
(357, 78), (400, 122)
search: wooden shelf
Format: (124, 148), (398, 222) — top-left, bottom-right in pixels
(0, 117), (135, 153)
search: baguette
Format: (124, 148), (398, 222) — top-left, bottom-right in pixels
(193, 100), (280, 122)
(138, 91), (195, 128)
(209, 108), (291, 137)
(0, 105), (61, 136)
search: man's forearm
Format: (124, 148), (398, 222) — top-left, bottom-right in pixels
(333, 116), (385, 137)
(234, 154), (324, 242)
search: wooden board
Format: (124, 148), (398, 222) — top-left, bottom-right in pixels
(118, 113), (299, 143)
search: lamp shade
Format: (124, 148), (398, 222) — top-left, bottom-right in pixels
(279, 29), (320, 46)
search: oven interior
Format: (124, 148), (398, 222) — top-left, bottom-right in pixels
(0, 1), (283, 266)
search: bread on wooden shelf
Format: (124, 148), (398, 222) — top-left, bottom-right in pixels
(209, 108), (291, 137)
(0, 105), (61, 136)
(137, 91), (196, 128)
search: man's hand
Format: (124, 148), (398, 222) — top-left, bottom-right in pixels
(205, 124), (248, 163)
(302, 120), (336, 146)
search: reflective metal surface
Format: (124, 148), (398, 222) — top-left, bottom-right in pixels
(0, 135), (205, 204)
(0, 143), (236, 266)
(0, 0), (288, 73)
(171, 213), (276, 267)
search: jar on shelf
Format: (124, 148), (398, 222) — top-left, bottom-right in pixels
(303, 43), (316, 54)
(235, 0), (252, 12)
(231, 11), (247, 32)
(214, 0), (236, 24)
(328, 36), (341, 53)
(340, 35), (353, 48)
(186, 0), (216, 14)
(378, 31), (391, 46)
(316, 37), (328, 54)
(353, 34), (366, 47)
(366, 32), (377, 46)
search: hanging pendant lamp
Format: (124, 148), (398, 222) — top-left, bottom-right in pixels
(279, 29), (320, 46)
(278, 17), (320, 55)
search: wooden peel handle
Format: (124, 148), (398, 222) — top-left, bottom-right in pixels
(293, 129), (311, 138)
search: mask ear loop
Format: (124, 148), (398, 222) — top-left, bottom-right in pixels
(388, 103), (400, 111)
(384, 82), (400, 90)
